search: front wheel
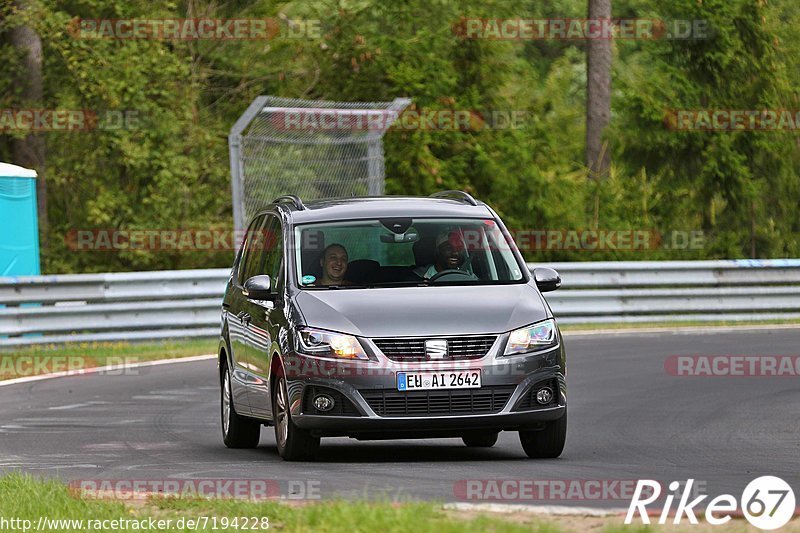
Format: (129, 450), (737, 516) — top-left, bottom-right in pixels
(221, 363), (261, 449)
(519, 411), (566, 458)
(273, 376), (320, 461)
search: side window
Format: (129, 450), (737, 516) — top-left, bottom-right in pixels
(261, 216), (284, 290)
(237, 215), (266, 286)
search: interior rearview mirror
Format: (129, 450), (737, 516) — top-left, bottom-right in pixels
(243, 275), (273, 300)
(380, 231), (419, 243)
(533, 267), (561, 292)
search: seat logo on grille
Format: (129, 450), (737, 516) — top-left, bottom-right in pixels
(425, 339), (448, 359)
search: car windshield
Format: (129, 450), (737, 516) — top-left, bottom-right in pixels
(294, 218), (525, 289)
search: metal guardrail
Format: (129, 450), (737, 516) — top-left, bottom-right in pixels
(541, 259), (800, 324)
(1, 260), (799, 345)
(0, 269), (229, 346)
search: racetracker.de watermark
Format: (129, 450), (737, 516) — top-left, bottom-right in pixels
(665, 355), (800, 377)
(0, 356), (140, 380)
(64, 228), (706, 253)
(508, 229), (705, 252)
(666, 109), (800, 131)
(453, 479), (703, 501)
(68, 479), (321, 500)
(65, 229), (258, 252)
(283, 359), (533, 379)
(268, 108), (528, 132)
(453, 18), (709, 40)
(69, 18), (321, 40)
(0, 109), (141, 131)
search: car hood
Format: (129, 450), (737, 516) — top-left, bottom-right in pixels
(293, 283), (549, 338)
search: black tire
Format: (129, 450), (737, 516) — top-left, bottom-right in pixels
(273, 375), (320, 461)
(519, 411), (567, 458)
(462, 431), (499, 448)
(221, 361), (261, 449)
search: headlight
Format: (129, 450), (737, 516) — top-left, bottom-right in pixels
(503, 319), (558, 356)
(295, 327), (368, 360)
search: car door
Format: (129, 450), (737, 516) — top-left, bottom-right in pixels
(226, 214), (266, 416)
(246, 214), (284, 417)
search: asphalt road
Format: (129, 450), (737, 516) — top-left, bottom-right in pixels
(2, 328), (798, 506)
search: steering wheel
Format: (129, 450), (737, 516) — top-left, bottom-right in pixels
(428, 269), (476, 282)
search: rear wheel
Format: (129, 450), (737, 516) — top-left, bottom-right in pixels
(462, 431), (499, 448)
(273, 376), (320, 461)
(519, 412), (566, 458)
(221, 362), (261, 449)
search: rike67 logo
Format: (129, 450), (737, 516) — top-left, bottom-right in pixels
(625, 476), (796, 529)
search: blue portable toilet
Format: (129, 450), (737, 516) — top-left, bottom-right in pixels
(0, 162), (40, 275)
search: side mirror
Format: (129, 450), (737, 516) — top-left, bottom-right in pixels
(533, 267), (561, 292)
(243, 275), (273, 300)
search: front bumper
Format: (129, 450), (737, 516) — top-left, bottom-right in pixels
(280, 335), (567, 438)
(293, 405), (565, 438)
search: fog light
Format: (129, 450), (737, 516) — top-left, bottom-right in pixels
(313, 394), (335, 412)
(535, 387), (553, 405)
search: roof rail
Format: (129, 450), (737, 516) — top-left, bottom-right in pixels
(273, 195), (305, 211)
(429, 190), (478, 206)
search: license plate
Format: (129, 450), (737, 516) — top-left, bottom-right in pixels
(396, 370), (481, 391)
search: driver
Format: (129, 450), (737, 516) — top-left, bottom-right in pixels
(415, 229), (469, 280)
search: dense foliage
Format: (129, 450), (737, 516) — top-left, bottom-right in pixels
(1, 0), (798, 273)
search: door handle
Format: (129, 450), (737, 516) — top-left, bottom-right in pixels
(238, 312), (251, 325)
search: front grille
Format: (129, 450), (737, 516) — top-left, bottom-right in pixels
(372, 335), (497, 362)
(360, 386), (515, 417)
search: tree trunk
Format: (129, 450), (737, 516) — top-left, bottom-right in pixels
(586, 0), (612, 180)
(9, 0), (47, 245)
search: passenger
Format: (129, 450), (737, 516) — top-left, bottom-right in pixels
(415, 230), (469, 279)
(318, 243), (350, 286)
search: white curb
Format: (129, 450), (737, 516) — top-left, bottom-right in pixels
(443, 502), (627, 517)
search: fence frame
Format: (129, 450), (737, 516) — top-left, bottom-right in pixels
(228, 96), (411, 232)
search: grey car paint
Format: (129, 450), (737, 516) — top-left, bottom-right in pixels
(293, 283), (550, 338)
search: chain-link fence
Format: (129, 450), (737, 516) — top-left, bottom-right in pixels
(228, 96), (411, 230)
